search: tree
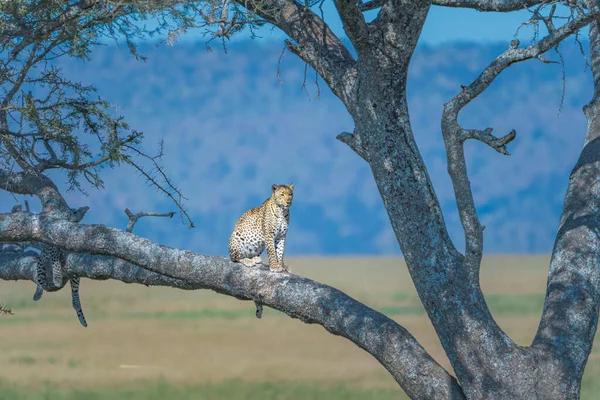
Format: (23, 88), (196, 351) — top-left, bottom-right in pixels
(0, 0), (599, 398)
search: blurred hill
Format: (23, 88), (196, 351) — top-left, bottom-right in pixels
(5, 39), (592, 255)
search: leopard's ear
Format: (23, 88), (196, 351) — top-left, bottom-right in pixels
(272, 184), (278, 192)
(288, 184), (294, 191)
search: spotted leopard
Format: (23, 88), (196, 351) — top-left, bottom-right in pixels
(33, 246), (88, 327)
(229, 184), (294, 318)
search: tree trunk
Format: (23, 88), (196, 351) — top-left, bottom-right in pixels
(530, 16), (600, 399)
(350, 59), (536, 400)
(336, 5), (600, 399)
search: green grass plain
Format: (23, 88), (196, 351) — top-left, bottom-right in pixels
(0, 255), (598, 399)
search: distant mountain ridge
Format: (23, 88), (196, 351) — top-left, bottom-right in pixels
(3, 39), (591, 255)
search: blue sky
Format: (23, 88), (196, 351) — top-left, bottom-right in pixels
(10, 38), (586, 256)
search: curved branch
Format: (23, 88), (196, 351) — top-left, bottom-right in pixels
(441, 9), (598, 273)
(0, 169), (81, 219)
(0, 212), (464, 399)
(447, 11), (597, 115)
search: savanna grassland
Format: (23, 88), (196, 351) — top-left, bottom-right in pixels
(0, 256), (598, 399)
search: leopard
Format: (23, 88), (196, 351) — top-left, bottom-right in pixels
(229, 184), (294, 319)
(229, 183), (294, 272)
(33, 246), (88, 327)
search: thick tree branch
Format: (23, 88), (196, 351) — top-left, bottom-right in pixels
(333, 0), (370, 51)
(0, 169), (87, 220)
(0, 211), (464, 399)
(431, 0), (550, 11)
(357, 0), (384, 11)
(369, 0), (431, 65)
(441, 9), (597, 273)
(239, 0), (357, 107)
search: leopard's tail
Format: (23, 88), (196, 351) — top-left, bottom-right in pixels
(254, 301), (263, 319)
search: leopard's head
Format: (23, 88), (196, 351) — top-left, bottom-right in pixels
(271, 184), (294, 208)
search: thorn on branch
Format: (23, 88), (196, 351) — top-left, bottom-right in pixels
(125, 208), (176, 233)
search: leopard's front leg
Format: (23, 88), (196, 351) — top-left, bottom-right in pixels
(266, 238), (283, 272)
(275, 236), (289, 272)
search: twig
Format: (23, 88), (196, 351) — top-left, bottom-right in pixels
(125, 208), (176, 233)
(0, 303), (14, 316)
(461, 128), (517, 155)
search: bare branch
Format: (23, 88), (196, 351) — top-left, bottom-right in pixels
(452, 10), (596, 113)
(432, 0), (551, 11)
(0, 169), (73, 218)
(125, 208), (176, 232)
(461, 128), (517, 155)
(122, 144), (193, 228)
(441, 8), (597, 273)
(0, 302), (14, 316)
(0, 212), (465, 400)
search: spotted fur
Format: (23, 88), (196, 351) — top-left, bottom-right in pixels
(33, 246), (63, 298)
(229, 184), (294, 318)
(33, 246), (88, 327)
(229, 184), (294, 271)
